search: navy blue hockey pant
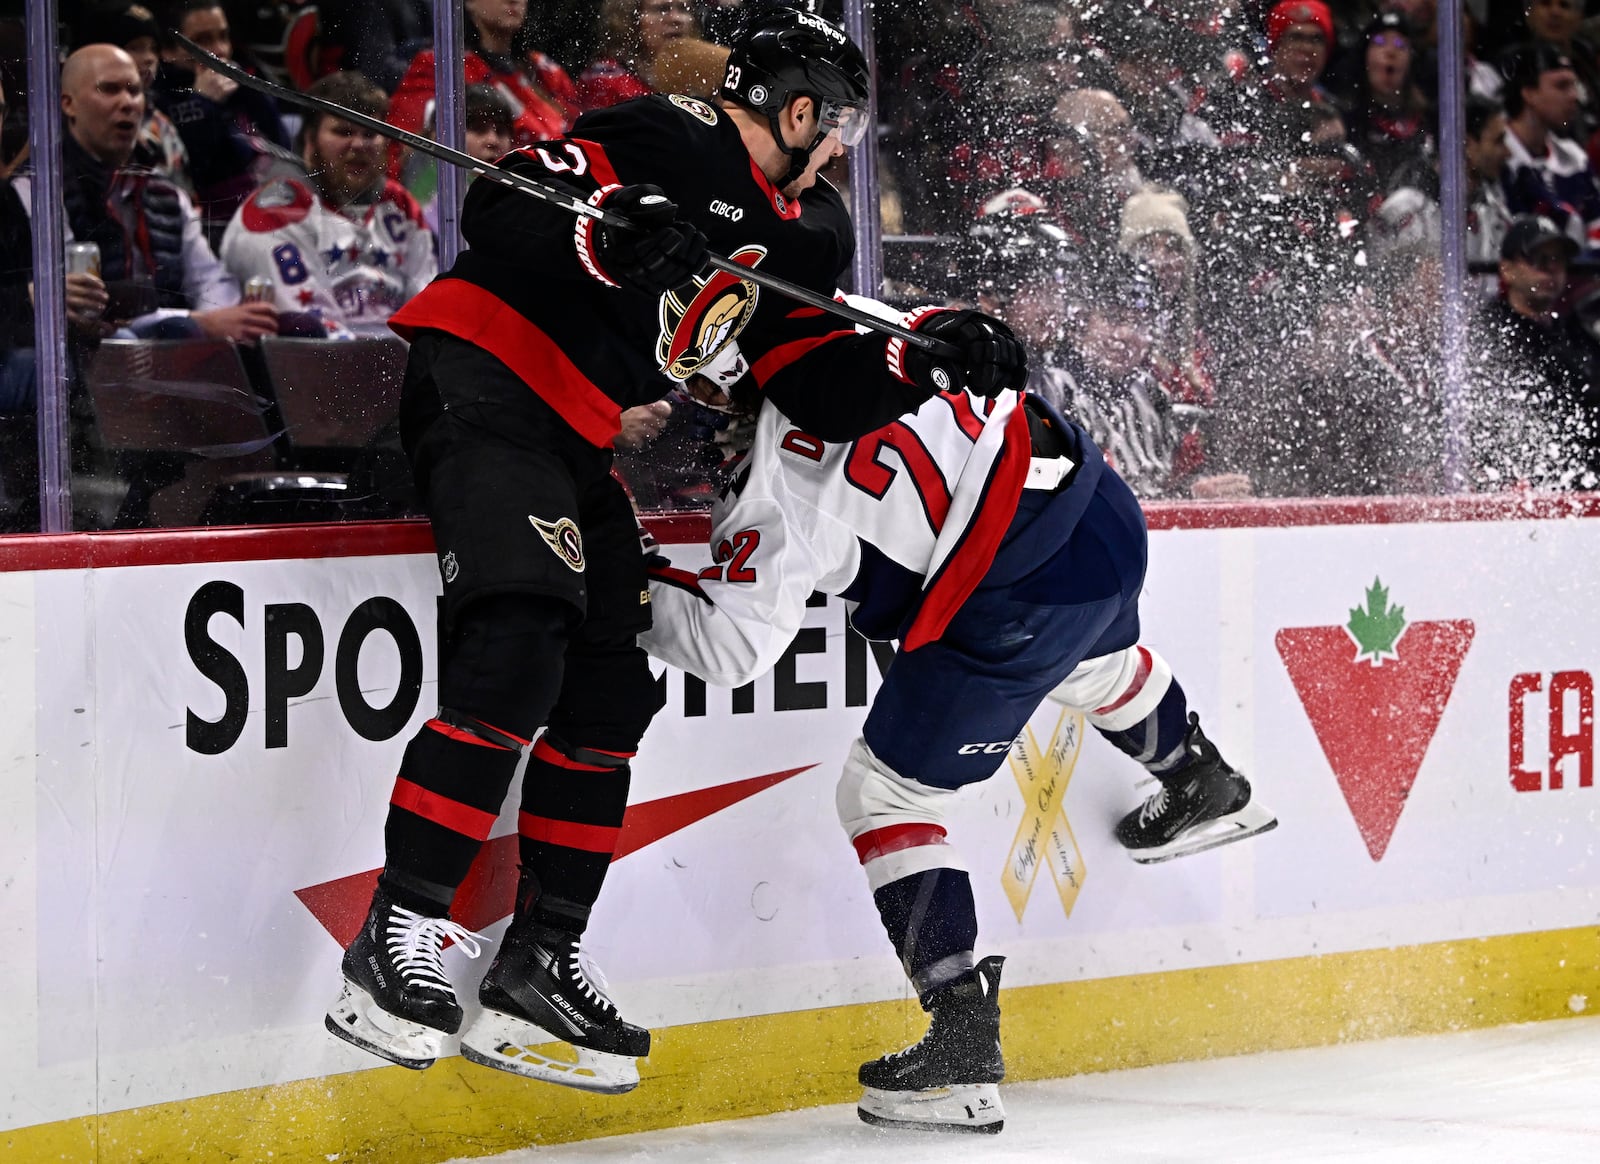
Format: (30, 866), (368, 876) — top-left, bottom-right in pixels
(863, 463), (1148, 791)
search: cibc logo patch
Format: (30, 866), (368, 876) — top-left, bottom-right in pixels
(530, 515), (585, 572)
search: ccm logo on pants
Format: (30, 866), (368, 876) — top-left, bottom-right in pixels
(957, 740), (1019, 755)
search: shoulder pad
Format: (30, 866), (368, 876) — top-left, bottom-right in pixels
(240, 178), (314, 231)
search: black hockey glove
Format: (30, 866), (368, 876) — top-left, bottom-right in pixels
(901, 308), (1029, 398)
(638, 521), (670, 570)
(585, 184), (709, 294)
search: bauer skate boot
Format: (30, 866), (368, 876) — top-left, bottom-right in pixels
(325, 885), (484, 1069)
(459, 914), (650, 1094)
(1115, 713), (1278, 863)
(857, 955), (1006, 1134)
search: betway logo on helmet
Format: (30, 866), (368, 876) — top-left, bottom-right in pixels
(795, 10), (847, 43)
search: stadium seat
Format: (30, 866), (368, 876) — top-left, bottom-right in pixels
(84, 337), (279, 456)
(82, 338), (362, 527)
(255, 335), (409, 453)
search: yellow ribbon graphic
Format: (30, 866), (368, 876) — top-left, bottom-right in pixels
(1003, 706), (1088, 922)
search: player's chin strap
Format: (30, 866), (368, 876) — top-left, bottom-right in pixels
(767, 116), (832, 188)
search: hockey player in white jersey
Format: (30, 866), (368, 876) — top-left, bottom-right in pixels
(640, 312), (1276, 1134)
(219, 71), (436, 336)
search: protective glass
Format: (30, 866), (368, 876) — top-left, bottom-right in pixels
(819, 99), (869, 147)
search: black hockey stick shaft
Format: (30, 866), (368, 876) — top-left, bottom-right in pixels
(171, 34), (961, 358)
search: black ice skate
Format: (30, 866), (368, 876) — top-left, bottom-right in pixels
(325, 886), (484, 1070)
(857, 955), (1006, 1134)
(458, 915), (650, 1094)
(1115, 713), (1277, 863)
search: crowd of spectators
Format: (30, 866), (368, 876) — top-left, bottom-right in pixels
(4, 0), (1600, 530)
(868, 0), (1600, 499)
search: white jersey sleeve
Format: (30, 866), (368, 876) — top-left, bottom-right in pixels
(641, 410), (861, 686)
(643, 382), (1030, 682)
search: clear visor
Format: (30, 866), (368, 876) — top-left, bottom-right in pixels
(819, 100), (869, 147)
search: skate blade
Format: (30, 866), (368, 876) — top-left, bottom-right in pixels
(324, 982), (447, 1070)
(459, 1007), (641, 1094)
(1127, 801), (1278, 864)
(857, 1083), (1004, 1134)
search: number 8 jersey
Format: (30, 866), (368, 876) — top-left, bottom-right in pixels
(219, 175), (438, 334)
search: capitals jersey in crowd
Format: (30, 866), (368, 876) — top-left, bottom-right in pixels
(641, 386), (1048, 685)
(220, 176), (438, 334)
(388, 94), (933, 447)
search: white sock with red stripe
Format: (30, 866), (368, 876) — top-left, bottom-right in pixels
(837, 738), (979, 997)
(1050, 646), (1191, 774)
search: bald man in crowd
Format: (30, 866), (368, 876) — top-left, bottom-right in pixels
(14, 44), (277, 343)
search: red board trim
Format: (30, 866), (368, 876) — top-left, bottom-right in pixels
(5, 492), (1600, 572)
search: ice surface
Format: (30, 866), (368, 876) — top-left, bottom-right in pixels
(451, 1016), (1600, 1163)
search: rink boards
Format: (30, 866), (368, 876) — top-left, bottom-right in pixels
(4, 498), (1600, 1162)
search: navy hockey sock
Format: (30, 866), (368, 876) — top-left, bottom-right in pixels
(872, 867), (981, 999)
(516, 733), (633, 933)
(1093, 671), (1194, 776)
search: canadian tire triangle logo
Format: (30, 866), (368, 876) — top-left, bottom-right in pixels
(1276, 579), (1473, 861)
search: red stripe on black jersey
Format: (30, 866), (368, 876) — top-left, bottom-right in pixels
(389, 279), (623, 448)
(424, 716), (514, 750)
(531, 736), (615, 771)
(748, 155), (802, 220)
(570, 137), (621, 188)
(902, 403), (1031, 651)
(750, 329), (856, 387)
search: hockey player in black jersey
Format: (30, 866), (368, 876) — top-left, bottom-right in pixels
(325, 8), (1027, 1094)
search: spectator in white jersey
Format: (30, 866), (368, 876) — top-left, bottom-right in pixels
(220, 71), (438, 336)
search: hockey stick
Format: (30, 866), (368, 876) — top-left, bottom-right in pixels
(171, 34), (961, 358)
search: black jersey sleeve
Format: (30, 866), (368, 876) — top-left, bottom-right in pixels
(722, 181), (936, 441)
(745, 308), (936, 442)
(458, 97), (709, 280)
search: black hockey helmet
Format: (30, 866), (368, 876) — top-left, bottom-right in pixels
(963, 190), (1081, 301)
(720, 6), (871, 184)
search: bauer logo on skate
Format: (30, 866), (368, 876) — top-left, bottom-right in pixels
(1276, 578), (1475, 862)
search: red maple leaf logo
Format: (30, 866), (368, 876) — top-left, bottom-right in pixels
(1276, 579), (1473, 861)
(296, 766), (815, 944)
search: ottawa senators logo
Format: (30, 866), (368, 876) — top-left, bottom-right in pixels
(657, 245), (767, 382)
(529, 515), (585, 572)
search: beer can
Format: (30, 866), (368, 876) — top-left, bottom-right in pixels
(242, 276), (275, 303)
(65, 241), (101, 278)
